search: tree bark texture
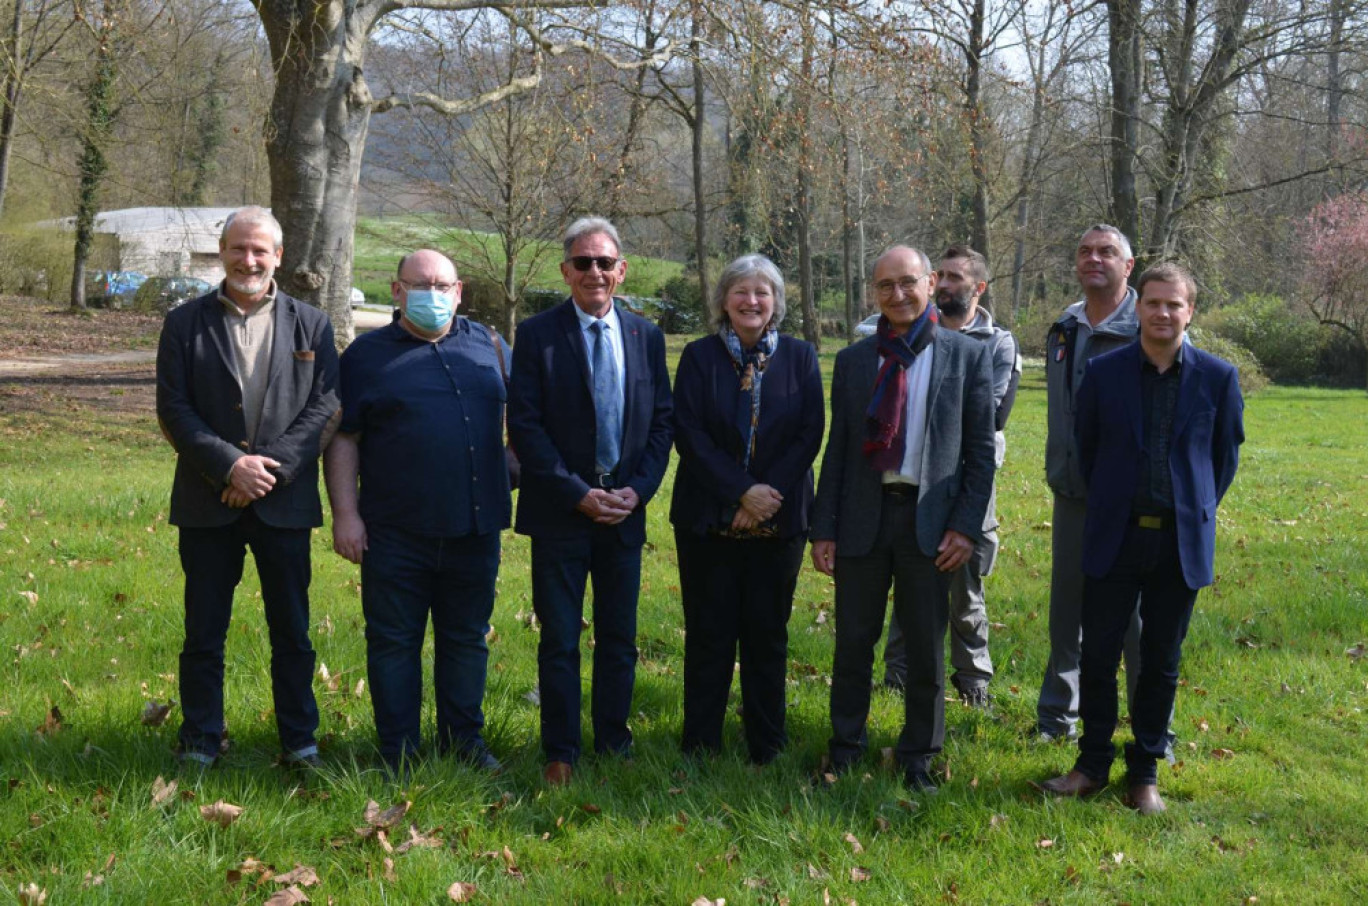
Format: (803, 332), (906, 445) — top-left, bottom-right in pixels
(1107, 0), (1142, 251)
(256, 0), (380, 345)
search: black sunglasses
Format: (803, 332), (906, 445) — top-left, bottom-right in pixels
(567, 255), (620, 272)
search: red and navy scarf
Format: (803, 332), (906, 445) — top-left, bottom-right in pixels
(863, 306), (937, 471)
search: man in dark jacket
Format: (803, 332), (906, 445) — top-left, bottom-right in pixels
(155, 206), (338, 768)
(1039, 262), (1243, 814)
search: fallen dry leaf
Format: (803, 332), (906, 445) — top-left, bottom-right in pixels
(1346, 643), (1365, 660)
(200, 800), (244, 828)
(691, 898), (725, 906)
(150, 776), (178, 808)
(141, 699), (176, 727)
(82, 871), (104, 888)
(226, 857), (273, 884)
(843, 832), (864, 854)
(382, 858), (397, 882)
(874, 816), (891, 832)
(36, 705), (63, 737)
(879, 747), (896, 769)
(447, 882), (478, 902)
(1212, 748), (1236, 760)
(264, 886), (309, 905)
(353, 678), (366, 698)
(274, 865), (320, 887)
(807, 862), (827, 880)
(1037, 838), (1055, 849)
(362, 799), (412, 830)
(17, 883), (46, 905)
(18, 590), (39, 605)
(395, 825), (442, 854)
(989, 813), (1008, 829)
(850, 866), (871, 882)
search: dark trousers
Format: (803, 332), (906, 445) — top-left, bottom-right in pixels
(531, 528), (641, 764)
(676, 530), (805, 764)
(828, 492), (950, 775)
(361, 526), (500, 767)
(1075, 523), (1198, 786)
(177, 509), (318, 757)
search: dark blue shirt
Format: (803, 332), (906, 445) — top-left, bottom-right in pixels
(1134, 344), (1184, 515)
(338, 316), (511, 536)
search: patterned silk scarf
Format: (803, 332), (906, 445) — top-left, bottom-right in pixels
(721, 325), (779, 470)
(864, 306), (937, 472)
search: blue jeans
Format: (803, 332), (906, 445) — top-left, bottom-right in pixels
(1074, 523), (1197, 786)
(177, 510), (318, 757)
(361, 526), (500, 767)
(531, 529), (641, 764)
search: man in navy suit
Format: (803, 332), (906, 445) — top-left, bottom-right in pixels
(507, 217), (673, 785)
(1039, 262), (1243, 814)
(156, 206), (338, 768)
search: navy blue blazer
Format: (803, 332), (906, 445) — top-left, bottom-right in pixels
(155, 289), (339, 529)
(1076, 341), (1244, 589)
(669, 333), (824, 539)
(508, 299), (674, 544)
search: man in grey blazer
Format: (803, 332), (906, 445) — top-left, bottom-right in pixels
(811, 245), (996, 792)
(156, 206), (339, 768)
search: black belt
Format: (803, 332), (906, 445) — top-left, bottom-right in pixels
(882, 483), (917, 499)
(595, 472), (616, 489)
(1133, 512), (1174, 530)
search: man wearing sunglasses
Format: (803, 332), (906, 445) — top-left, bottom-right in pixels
(508, 217), (674, 786)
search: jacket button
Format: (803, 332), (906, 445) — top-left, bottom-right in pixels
(238, 441), (249, 449)
(234, 403), (242, 411)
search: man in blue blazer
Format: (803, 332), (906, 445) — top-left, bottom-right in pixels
(811, 245), (996, 792)
(156, 207), (339, 768)
(507, 217), (673, 785)
(1040, 261), (1243, 814)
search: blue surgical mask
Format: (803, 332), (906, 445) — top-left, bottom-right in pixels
(404, 289), (455, 332)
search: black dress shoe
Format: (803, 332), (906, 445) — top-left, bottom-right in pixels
(904, 770), (938, 794)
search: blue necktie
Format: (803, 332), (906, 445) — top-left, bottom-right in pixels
(590, 320), (622, 473)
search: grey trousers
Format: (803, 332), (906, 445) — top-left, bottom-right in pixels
(1037, 493), (1143, 737)
(883, 526), (997, 691)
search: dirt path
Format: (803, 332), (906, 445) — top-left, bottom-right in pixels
(0, 349), (157, 376)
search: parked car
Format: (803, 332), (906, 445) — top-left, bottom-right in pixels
(132, 276), (213, 314)
(351, 287), (366, 307)
(854, 313), (880, 337)
(86, 270), (147, 308)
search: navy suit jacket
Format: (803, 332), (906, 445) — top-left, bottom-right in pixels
(508, 299), (674, 544)
(1076, 341), (1244, 589)
(155, 289), (339, 529)
(669, 333), (824, 539)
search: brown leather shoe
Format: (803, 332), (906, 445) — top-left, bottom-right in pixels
(1125, 783), (1166, 815)
(543, 761), (573, 786)
(1039, 770), (1106, 797)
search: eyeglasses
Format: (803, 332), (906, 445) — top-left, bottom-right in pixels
(567, 255), (621, 272)
(873, 274), (928, 298)
(398, 280), (457, 293)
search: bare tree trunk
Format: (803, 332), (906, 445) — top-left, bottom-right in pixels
(1107, 0), (1142, 249)
(842, 132), (855, 341)
(1326, 0), (1344, 166)
(966, 0), (991, 309)
(257, 2), (377, 345)
(70, 1), (118, 312)
(0, 0), (24, 219)
(690, 1), (709, 307)
(795, 4), (819, 349)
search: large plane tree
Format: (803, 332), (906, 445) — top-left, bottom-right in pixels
(252, 0), (671, 343)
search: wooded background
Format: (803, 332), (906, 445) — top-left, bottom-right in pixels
(2, 0), (1366, 384)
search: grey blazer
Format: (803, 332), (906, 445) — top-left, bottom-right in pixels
(811, 330), (996, 558)
(156, 289), (339, 529)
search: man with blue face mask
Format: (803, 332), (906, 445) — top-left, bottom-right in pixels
(324, 249), (513, 773)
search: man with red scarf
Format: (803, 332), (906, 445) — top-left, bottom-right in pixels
(811, 245), (996, 792)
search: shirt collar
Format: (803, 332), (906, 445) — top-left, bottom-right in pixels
(218, 279), (277, 316)
(574, 300), (621, 333)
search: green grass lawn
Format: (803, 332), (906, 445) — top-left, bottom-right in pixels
(1, 353), (1366, 903)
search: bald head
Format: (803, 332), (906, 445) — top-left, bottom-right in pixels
(392, 249), (461, 340)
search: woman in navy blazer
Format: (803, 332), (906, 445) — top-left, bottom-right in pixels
(670, 255), (825, 763)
